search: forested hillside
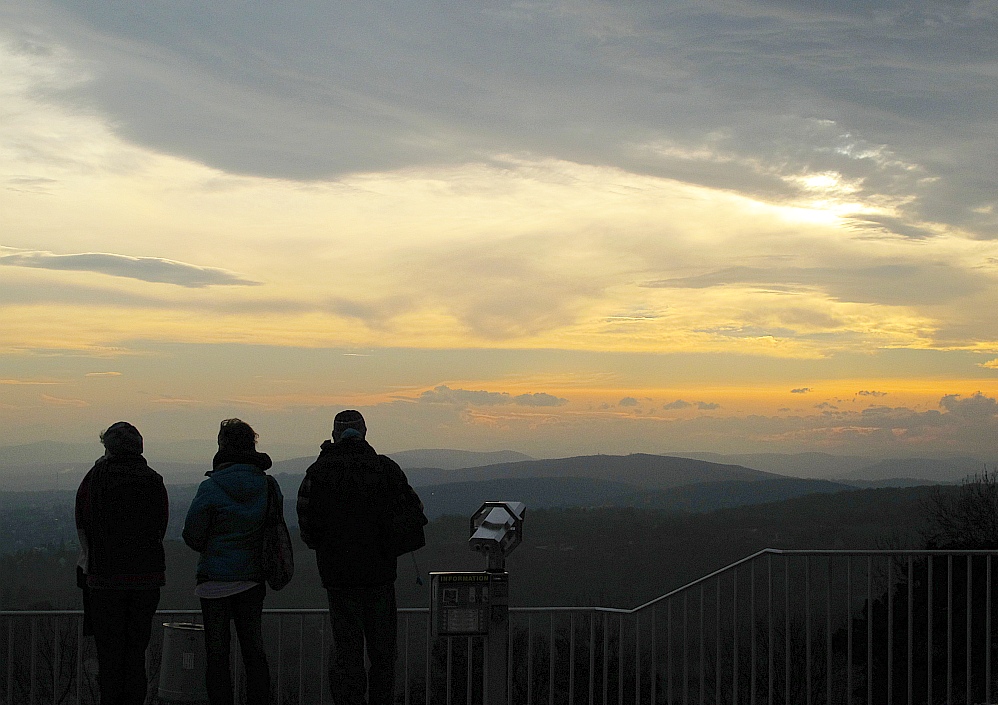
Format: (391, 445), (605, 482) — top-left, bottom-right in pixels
(1, 484), (947, 611)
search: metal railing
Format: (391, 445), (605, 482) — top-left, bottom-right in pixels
(3, 549), (997, 704)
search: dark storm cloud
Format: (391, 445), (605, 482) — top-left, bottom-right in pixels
(7, 0), (995, 235)
(0, 248), (261, 287)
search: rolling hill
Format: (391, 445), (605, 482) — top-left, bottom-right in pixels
(402, 453), (783, 489)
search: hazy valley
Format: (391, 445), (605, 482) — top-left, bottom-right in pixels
(0, 446), (973, 611)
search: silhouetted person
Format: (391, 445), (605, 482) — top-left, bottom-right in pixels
(183, 418), (275, 705)
(297, 410), (421, 705)
(76, 422), (168, 705)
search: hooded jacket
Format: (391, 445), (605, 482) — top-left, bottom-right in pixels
(183, 454), (275, 584)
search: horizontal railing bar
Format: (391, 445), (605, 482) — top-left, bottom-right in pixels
(5, 549), (996, 621)
(0, 606), (629, 617)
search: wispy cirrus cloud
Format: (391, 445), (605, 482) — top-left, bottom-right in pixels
(645, 264), (985, 307)
(40, 394), (87, 407)
(0, 247), (261, 288)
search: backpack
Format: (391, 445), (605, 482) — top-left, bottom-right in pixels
(307, 447), (427, 560)
(384, 476), (428, 557)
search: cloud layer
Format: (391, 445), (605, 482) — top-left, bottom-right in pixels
(6, 1), (994, 238)
(0, 248), (260, 288)
(418, 385), (568, 408)
(2, 2), (998, 456)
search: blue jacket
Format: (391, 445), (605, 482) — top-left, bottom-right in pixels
(183, 463), (276, 584)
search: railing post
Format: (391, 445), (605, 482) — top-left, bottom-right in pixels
(805, 556), (811, 705)
(947, 555), (953, 705)
(967, 557), (973, 705)
(768, 554), (773, 705)
(699, 583), (705, 705)
(988, 555), (993, 705)
(887, 557), (894, 703)
(30, 615), (37, 705)
(908, 557), (914, 705)
(750, 559), (756, 705)
(928, 555), (934, 705)
(866, 556), (873, 705)
(527, 614), (534, 705)
(846, 557), (852, 705)
(733, 566), (739, 705)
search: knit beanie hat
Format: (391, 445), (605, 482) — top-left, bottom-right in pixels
(333, 409), (367, 442)
(100, 421), (143, 457)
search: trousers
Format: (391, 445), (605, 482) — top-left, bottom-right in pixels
(326, 584), (397, 705)
(89, 587), (161, 705)
(200, 583), (270, 705)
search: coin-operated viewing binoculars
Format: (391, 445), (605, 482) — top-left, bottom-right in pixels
(430, 501), (527, 705)
(469, 501), (526, 571)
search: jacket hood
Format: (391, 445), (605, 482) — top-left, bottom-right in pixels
(207, 463), (267, 504)
(90, 455), (159, 489)
(318, 437), (376, 457)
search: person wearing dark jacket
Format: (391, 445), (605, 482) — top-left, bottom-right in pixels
(76, 421), (168, 705)
(297, 409), (421, 705)
(183, 419), (277, 705)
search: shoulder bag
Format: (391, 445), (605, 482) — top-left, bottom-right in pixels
(262, 475), (294, 591)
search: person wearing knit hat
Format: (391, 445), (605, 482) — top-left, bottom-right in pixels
(332, 408), (367, 441)
(297, 410), (425, 705)
(76, 422), (168, 705)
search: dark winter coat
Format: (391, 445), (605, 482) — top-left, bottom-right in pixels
(183, 453), (276, 584)
(297, 438), (417, 589)
(75, 455), (168, 590)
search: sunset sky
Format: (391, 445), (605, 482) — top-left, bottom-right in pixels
(3, 1), (998, 460)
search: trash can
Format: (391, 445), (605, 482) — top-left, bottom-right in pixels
(158, 622), (208, 703)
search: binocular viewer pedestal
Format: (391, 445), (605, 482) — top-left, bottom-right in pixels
(430, 501), (526, 705)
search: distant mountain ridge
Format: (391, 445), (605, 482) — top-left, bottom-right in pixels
(403, 453), (782, 490)
(389, 448), (534, 470)
(672, 451), (987, 483)
(0, 443), (983, 491)
(413, 475), (855, 520)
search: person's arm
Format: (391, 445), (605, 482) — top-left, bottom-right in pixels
(75, 469), (93, 574)
(182, 480), (214, 552)
(155, 475), (170, 539)
(296, 472), (319, 548)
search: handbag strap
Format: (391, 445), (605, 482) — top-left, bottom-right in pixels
(264, 475), (283, 526)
